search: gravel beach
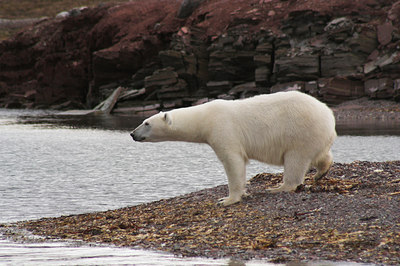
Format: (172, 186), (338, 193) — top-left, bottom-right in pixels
(2, 160), (399, 264)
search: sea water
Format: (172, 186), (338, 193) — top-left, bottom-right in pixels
(0, 109), (398, 265)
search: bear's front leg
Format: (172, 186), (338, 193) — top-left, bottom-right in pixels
(217, 153), (247, 206)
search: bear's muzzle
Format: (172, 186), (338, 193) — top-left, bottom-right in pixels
(130, 132), (145, 142)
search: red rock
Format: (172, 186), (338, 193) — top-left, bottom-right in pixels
(388, 1), (400, 23)
(364, 78), (394, 99)
(0, 0), (399, 109)
(377, 22), (394, 46)
(0, 0), (181, 108)
(319, 78), (365, 104)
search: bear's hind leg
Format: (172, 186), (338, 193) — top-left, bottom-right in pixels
(217, 153), (247, 206)
(268, 152), (310, 193)
(313, 150), (333, 181)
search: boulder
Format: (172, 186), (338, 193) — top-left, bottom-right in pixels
(145, 67), (178, 89)
(159, 50), (185, 72)
(270, 82), (305, 94)
(324, 17), (354, 43)
(228, 82), (263, 98)
(255, 67), (270, 87)
(377, 22), (394, 46)
(319, 77), (365, 104)
(177, 0), (205, 18)
(157, 79), (189, 99)
(364, 78), (394, 99)
(364, 51), (400, 74)
(208, 49), (256, 82)
(274, 55), (319, 82)
(321, 53), (364, 77)
(206, 81), (232, 96)
(304, 81), (319, 97)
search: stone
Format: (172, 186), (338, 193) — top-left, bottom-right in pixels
(364, 78), (394, 99)
(228, 82), (260, 98)
(255, 67), (270, 87)
(270, 82), (305, 93)
(159, 50), (185, 71)
(255, 41), (273, 53)
(377, 22), (394, 46)
(206, 81), (232, 96)
(254, 54), (271, 66)
(282, 10), (328, 38)
(274, 55), (319, 82)
(321, 53), (364, 77)
(273, 36), (291, 58)
(304, 81), (319, 97)
(346, 27), (377, 55)
(177, 0), (205, 18)
(157, 79), (188, 99)
(208, 52), (236, 81)
(162, 99), (184, 109)
(217, 93), (235, 100)
(318, 77), (364, 104)
(324, 17), (354, 42)
(388, 1), (400, 24)
(183, 54), (198, 75)
(145, 67), (178, 88)
(364, 51), (400, 74)
(191, 98), (209, 106)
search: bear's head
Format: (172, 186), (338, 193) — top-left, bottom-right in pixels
(130, 112), (172, 142)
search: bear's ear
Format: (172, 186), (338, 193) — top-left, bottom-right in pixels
(163, 112), (172, 125)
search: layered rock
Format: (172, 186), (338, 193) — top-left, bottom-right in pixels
(1, 0), (400, 113)
(0, 0), (181, 109)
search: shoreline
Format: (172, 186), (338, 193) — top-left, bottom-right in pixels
(2, 161), (399, 264)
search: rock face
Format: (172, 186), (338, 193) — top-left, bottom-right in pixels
(1, 0), (400, 111)
(0, 0), (181, 109)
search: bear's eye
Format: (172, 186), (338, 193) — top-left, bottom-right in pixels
(144, 122), (149, 126)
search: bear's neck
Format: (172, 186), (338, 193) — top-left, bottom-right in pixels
(169, 107), (207, 143)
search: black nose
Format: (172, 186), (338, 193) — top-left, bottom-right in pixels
(130, 132), (144, 141)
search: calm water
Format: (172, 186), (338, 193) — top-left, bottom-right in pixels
(0, 109), (399, 265)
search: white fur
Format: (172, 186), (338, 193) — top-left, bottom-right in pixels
(131, 91), (337, 206)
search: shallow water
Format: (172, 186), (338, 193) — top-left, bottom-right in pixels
(0, 238), (233, 265)
(0, 109), (398, 265)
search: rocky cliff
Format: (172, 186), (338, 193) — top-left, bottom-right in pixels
(1, 0), (400, 112)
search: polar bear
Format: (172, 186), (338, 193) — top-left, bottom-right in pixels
(130, 91), (336, 206)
